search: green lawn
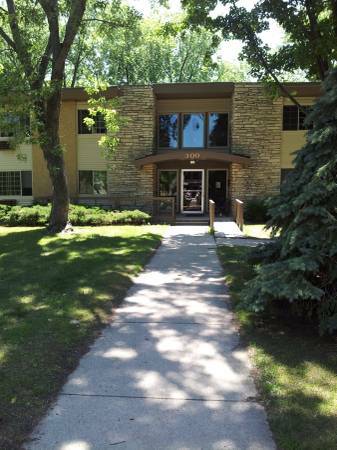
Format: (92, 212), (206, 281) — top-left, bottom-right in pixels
(217, 245), (337, 450)
(243, 223), (272, 239)
(0, 225), (164, 450)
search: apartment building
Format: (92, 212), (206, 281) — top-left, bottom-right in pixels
(0, 81), (320, 215)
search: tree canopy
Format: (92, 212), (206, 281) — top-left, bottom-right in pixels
(65, 6), (249, 86)
(182, 0), (337, 84)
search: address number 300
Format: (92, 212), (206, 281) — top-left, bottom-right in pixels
(184, 152), (201, 160)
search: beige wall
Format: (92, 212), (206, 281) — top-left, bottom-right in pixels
(0, 143), (32, 170)
(281, 131), (306, 168)
(32, 100), (77, 198)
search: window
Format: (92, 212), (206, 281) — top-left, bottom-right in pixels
(283, 105), (312, 130)
(159, 171), (177, 197)
(0, 171), (32, 196)
(183, 113), (205, 148)
(208, 113), (228, 147)
(21, 171), (32, 196)
(158, 114), (179, 148)
(79, 171), (107, 195)
(281, 168), (294, 183)
(78, 110), (106, 134)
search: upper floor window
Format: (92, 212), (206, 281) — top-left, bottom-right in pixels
(183, 113), (205, 148)
(78, 110), (106, 134)
(283, 105), (312, 131)
(157, 112), (228, 149)
(0, 113), (30, 138)
(208, 113), (228, 147)
(158, 114), (178, 148)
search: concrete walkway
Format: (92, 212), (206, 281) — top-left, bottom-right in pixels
(27, 226), (275, 450)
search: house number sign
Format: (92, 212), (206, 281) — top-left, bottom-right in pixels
(184, 152), (201, 160)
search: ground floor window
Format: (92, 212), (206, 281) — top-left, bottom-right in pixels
(0, 171), (32, 196)
(79, 171), (107, 195)
(281, 168), (294, 183)
(158, 170), (177, 197)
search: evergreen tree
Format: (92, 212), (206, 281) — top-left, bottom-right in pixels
(242, 69), (337, 334)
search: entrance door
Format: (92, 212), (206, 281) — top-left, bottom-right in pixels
(181, 170), (204, 214)
(208, 170), (227, 214)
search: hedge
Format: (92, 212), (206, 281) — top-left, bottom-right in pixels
(0, 204), (151, 226)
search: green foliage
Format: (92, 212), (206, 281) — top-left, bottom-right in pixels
(0, 225), (163, 449)
(65, 8), (249, 86)
(182, 0), (337, 82)
(244, 197), (269, 224)
(241, 69), (337, 334)
(0, 204), (151, 227)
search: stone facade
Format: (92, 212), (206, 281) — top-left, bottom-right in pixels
(107, 86), (156, 210)
(230, 83), (283, 205)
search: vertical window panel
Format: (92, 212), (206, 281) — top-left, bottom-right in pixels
(182, 113), (205, 148)
(21, 171), (32, 196)
(283, 105), (299, 130)
(208, 113), (228, 147)
(93, 171), (107, 195)
(158, 114), (179, 148)
(159, 171), (177, 197)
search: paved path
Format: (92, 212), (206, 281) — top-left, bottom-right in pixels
(27, 226), (275, 450)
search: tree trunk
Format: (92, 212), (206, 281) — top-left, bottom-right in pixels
(36, 85), (70, 233)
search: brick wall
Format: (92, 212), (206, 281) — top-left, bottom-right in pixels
(230, 83), (283, 205)
(107, 86), (156, 209)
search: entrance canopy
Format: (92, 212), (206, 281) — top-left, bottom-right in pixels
(135, 150), (250, 168)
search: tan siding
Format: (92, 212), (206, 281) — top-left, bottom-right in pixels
(283, 97), (316, 106)
(77, 135), (108, 170)
(157, 98), (232, 113)
(0, 143), (32, 170)
(281, 131), (306, 168)
(33, 101), (78, 198)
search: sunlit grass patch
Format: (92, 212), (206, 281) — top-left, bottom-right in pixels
(0, 225), (165, 450)
(217, 244), (337, 450)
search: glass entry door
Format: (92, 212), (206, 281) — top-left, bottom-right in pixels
(181, 170), (204, 213)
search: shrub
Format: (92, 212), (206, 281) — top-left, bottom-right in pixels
(0, 204), (151, 227)
(244, 197), (269, 223)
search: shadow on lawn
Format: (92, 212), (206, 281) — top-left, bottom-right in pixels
(0, 227), (161, 450)
(218, 244), (337, 450)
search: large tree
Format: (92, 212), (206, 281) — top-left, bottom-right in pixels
(0, 0), (87, 232)
(65, 11), (249, 86)
(181, 0), (337, 332)
(181, 0), (337, 104)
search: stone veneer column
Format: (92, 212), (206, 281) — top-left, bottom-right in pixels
(107, 86), (155, 209)
(230, 83), (283, 206)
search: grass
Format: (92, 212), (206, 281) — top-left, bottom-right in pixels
(217, 245), (337, 450)
(0, 225), (165, 450)
(243, 223), (272, 239)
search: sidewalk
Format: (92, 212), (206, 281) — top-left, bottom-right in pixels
(27, 226), (275, 450)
